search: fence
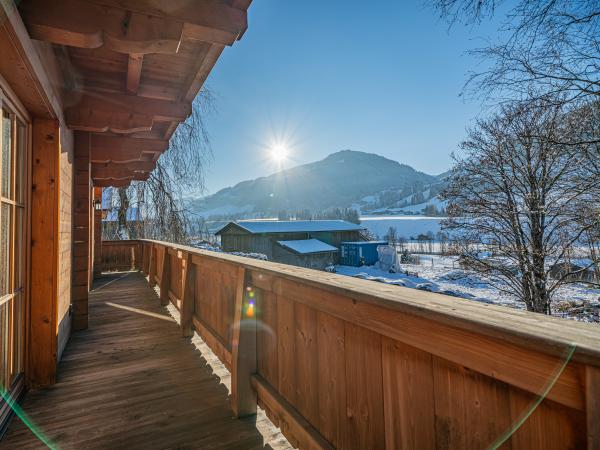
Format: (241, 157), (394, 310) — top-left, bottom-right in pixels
(102, 239), (600, 449)
(101, 240), (142, 272)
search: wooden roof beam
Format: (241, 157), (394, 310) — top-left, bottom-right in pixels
(87, 0), (248, 45)
(94, 178), (143, 187)
(65, 90), (191, 122)
(66, 108), (153, 134)
(93, 160), (156, 171)
(126, 53), (144, 94)
(92, 165), (150, 179)
(20, 0), (183, 54)
(90, 135), (168, 163)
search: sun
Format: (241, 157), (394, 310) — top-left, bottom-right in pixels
(270, 144), (288, 163)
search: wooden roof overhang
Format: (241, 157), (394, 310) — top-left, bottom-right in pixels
(15, 0), (251, 188)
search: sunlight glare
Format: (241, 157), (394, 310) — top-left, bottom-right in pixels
(270, 144), (288, 163)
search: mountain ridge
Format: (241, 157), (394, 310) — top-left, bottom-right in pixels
(190, 150), (448, 218)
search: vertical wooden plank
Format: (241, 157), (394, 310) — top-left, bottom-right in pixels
(382, 337), (436, 450)
(317, 312), (346, 449)
(433, 356), (513, 450)
(231, 267), (257, 417)
(257, 290), (278, 390)
(148, 244), (156, 287)
(294, 302), (319, 427)
(587, 366), (600, 450)
(277, 295), (296, 405)
(159, 245), (170, 306)
(344, 323), (385, 450)
(72, 130), (90, 331)
(92, 187), (102, 278)
(29, 118), (59, 387)
(508, 385), (585, 450)
(180, 252), (195, 337)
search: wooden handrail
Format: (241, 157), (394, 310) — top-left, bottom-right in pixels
(101, 239), (600, 449)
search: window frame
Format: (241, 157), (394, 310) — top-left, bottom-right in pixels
(0, 73), (31, 391)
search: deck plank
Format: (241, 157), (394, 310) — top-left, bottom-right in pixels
(2, 272), (290, 449)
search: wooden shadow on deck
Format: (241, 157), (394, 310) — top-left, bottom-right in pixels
(2, 272), (283, 449)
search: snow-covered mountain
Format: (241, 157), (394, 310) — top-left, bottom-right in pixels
(190, 150), (448, 218)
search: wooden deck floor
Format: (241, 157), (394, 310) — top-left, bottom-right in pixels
(1, 272), (289, 449)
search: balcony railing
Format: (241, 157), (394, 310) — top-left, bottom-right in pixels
(101, 239), (600, 449)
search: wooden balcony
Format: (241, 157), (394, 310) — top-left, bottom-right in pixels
(4, 239), (600, 449)
(1, 270), (289, 449)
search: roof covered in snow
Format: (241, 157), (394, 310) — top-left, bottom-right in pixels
(276, 239), (339, 255)
(216, 220), (363, 235)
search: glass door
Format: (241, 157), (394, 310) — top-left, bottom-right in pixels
(0, 91), (28, 424)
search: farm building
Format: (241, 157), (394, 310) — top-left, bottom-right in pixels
(340, 241), (388, 266)
(216, 220), (364, 267)
(274, 239), (339, 270)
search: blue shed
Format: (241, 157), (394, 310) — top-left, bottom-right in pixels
(340, 241), (388, 266)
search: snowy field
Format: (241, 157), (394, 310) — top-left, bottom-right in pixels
(360, 215), (443, 239)
(336, 254), (600, 324)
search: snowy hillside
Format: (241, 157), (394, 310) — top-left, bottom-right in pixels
(190, 150), (448, 219)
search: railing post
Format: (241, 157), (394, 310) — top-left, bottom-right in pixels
(148, 244), (157, 287)
(143, 242), (150, 274)
(180, 252), (195, 337)
(587, 365), (600, 449)
(231, 267), (257, 417)
(159, 246), (171, 306)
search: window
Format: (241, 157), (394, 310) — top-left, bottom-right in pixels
(0, 90), (28, 396)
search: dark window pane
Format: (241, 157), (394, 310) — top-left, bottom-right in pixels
(0, 203), (10, 296)
(14, 206), (23, 290)
(1, 111), (11, 199)
(16, 122), (25, 205)
(0, 302), (8, 388)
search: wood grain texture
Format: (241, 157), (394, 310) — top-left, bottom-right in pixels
(508, 385), (585, 449)
(432, 356), (512, 450)
(344, 323), (385, 450)
(294, 302), (319, 428)
(29, 118), (60, 387)
(231, 267), (257, 417)
(2, 272), (288, 449)
(382, 338), (435, 450)
(257, 289), (278, 389)
(587, 366), (600, 450)
(252, 375), (334, 450)
(317, 312), (346, 449)
(180, 252), (195, 337)
(277, 295), (296, 406)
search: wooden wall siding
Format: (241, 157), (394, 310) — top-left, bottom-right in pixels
(71, 131), (90, 331)
(29, 119), (60, 387)
(102, 240), (600, 450)
(56, 125), (73, 362)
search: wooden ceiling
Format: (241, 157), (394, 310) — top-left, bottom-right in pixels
(18, 0), (252, 187)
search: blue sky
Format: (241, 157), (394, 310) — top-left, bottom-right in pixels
(201, 1), (499, 194)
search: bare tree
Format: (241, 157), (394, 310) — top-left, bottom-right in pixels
(385, 226), (399, 246)
(432, 0), (600, 109)
(105, 90), (214, 244)
(442, 99), (600, 313)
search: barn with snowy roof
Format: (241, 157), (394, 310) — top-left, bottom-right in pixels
(215, 220), (364, 268)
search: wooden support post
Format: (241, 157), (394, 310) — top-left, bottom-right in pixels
(92, 187), (102, 277)
(159, 246), (171, 306)
(148, 244), (156, 287)
(72, 131), (91, 330)
(29, 118), (59, 387)
(180, 252), (195, 337)
(587, 366), (600, 450)
(141, 242), (149, 275)
(231, 267), (257, 417)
